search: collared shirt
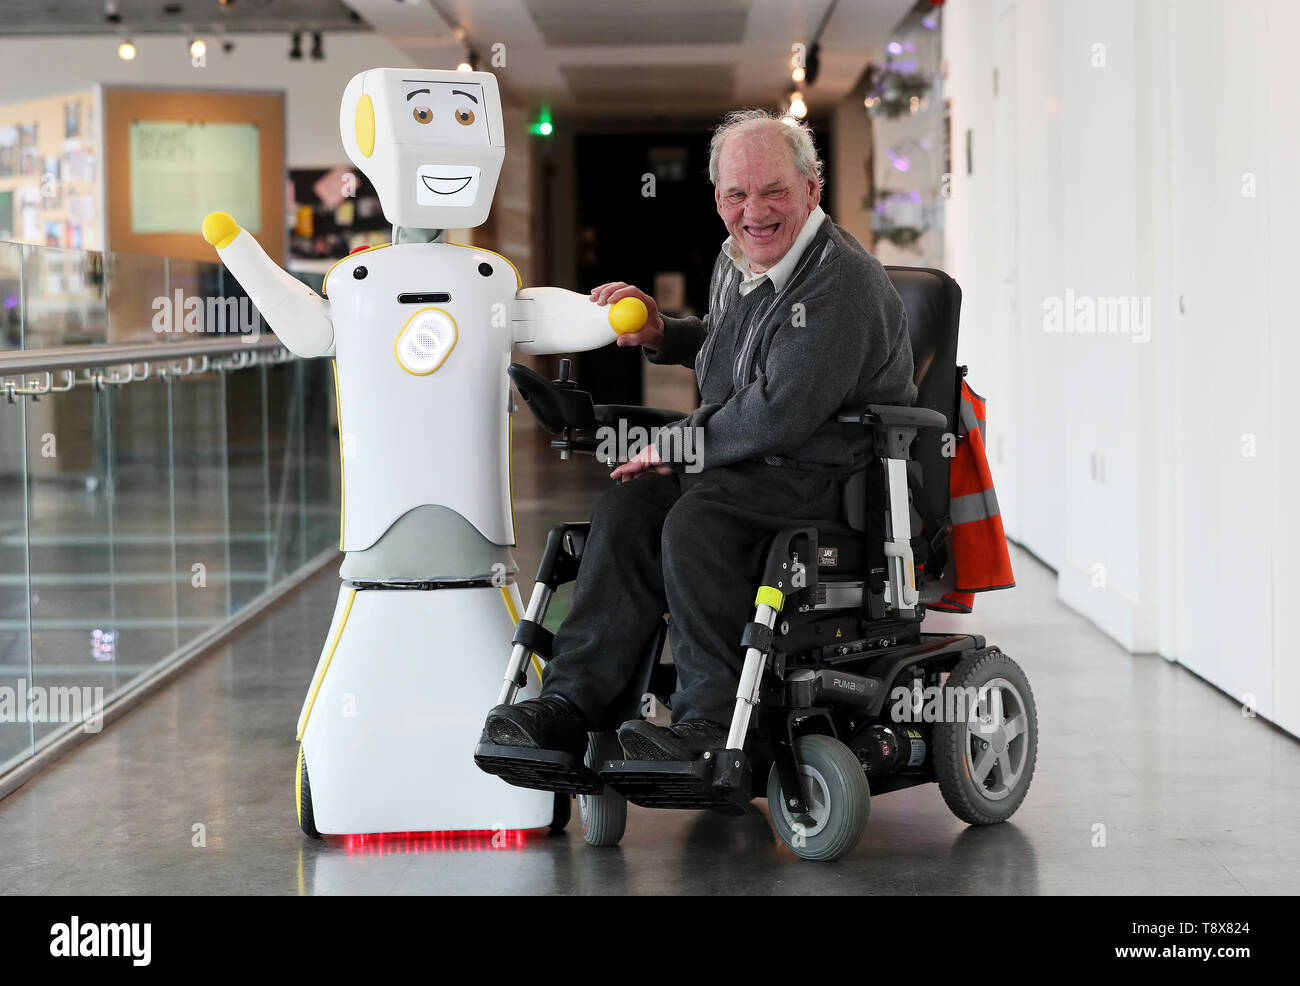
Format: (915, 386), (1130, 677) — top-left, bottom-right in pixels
(721, 205), (827, 297)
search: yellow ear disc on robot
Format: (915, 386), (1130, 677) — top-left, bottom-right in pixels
(202, 211), (240, 249)
(355, 94), (375, 158)
(608, 296), (648, 334)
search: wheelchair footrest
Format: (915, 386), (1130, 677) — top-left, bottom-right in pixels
(599, 751), (750, 811)
(473, 742), (603, 795)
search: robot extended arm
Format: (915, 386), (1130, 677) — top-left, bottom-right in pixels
(201, 212), (336, 359)
(512, 287), (646, 355)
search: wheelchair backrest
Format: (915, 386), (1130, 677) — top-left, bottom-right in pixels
(886, 266), (963, 533)
(841, 267), (962, 556)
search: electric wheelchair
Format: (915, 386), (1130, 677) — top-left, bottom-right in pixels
(475, 266), (1037, 862)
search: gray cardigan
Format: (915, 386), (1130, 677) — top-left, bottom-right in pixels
(645, 217), (916, 475)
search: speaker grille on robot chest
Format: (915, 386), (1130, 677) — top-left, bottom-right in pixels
(395, 309), (457, 375)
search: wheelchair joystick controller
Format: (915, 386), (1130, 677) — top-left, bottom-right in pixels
(555, 358), (575, 389)
(556, 360), (576, 460)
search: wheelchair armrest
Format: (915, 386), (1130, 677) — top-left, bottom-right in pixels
(508, 362), (597, 435)
(837, 404), (948, 430)
(593, 404), (688, 430)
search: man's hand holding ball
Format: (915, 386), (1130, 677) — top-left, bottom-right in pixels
(591, 282), (665, 350)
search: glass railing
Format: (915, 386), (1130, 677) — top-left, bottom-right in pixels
(0, 241), (340, 779)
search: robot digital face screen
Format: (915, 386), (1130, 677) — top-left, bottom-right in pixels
(401, 80), (489, 146)
(402, 79), (490, 208)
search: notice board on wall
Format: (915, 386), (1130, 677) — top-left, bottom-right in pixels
(128, 121), (261, 235)
(102, 86), (284, 265)
(0, 88), (102, 251)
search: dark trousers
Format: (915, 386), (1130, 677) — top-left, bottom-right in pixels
(540, 460), (846, 727)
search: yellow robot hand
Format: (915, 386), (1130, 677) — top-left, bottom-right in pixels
(608, 296), (648, 335)
(202, 211), (241, 249)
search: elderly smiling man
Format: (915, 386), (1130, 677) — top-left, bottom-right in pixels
(484, 109), (916, 762)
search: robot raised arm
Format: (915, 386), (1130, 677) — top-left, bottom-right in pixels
(512, 287), (646, 355)
(201, 212), (336, 359)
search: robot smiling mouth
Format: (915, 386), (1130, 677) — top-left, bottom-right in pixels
(414, 165), (482, 207)
(421, 174), (473, 195)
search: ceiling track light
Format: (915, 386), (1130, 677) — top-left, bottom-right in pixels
(117, 37), (137, 61)
(310, 30), (324, 60)
(289, 31), (302, 60)
(804, 42), (821, 86)
(781, 0), (833, 112)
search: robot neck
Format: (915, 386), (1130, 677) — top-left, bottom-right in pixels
(392, 226), (446, 245)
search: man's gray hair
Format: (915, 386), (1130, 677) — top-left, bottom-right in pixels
(707, 108), (824, 190)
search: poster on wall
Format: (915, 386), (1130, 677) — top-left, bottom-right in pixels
(41, 155), (61, 207)
(64, 101), (82, 139)
(19, 123), (39, 175)
(0, 126), (16, 178)
(128, 120), (261, 235)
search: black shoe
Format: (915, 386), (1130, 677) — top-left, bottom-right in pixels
(618, 719), (729, 761)
(483, 696), (588, 757)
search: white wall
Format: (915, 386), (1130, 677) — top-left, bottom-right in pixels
(944, 0), (1300, 736)
(0, 33), (417, 167)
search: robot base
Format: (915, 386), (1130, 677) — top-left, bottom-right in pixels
(295, 581), (553, 835)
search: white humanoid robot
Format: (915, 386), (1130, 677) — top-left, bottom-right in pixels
(202, 68), (646, 836)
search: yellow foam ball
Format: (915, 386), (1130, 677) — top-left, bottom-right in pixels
(202, 211), (240, 248)
(608, 296), (648, 334)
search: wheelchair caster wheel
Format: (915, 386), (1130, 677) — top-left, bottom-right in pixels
(550, 792), (572, 832)
(934, 647), (1038, 825)
(577, 732), (627, 847)
(766, 734), (869, 862)
(296, 745), (321, 840)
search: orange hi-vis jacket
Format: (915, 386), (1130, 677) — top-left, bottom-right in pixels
(930, 379), (1015, 613)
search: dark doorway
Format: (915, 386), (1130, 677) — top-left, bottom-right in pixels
(572, 129), (715, 406)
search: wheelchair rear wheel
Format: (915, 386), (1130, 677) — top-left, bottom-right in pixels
(577, 732), (627, 847)
(934, 647), (1038, 825)
(766, 734), (870, 862)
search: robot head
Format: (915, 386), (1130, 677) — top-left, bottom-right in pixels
(339, 67), (505, 230)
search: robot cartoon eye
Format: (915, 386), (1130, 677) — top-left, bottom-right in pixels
(455, 107), (475, 126)
(412, 105), (433, 125)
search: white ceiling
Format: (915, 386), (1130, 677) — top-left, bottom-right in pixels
(343, 0), (916, 116)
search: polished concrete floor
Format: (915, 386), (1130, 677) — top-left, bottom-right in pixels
(1, 428), (1298, 895)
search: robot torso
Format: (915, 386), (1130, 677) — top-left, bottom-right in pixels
(322, 240), (522, 552)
